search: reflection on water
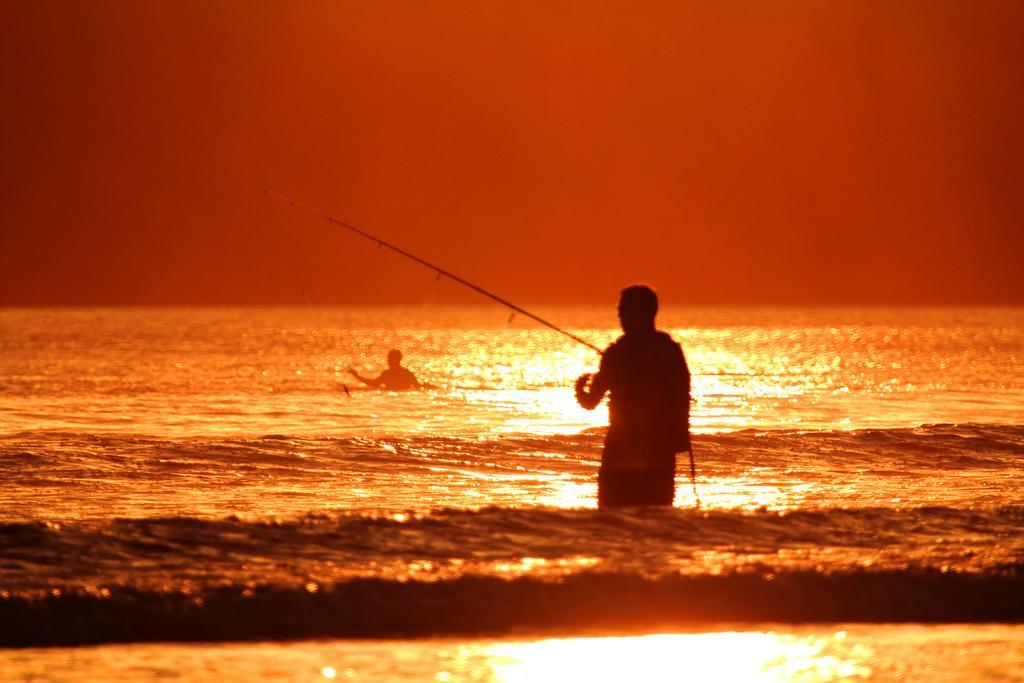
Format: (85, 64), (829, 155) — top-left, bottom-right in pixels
(2, 306), (1021, 438)
(483, 632), (871, 682)
(534, 477), (596, 508)
(685, 476), (819, 511)
(6, 626), (1024, 681)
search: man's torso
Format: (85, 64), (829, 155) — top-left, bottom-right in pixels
(600, 331), (689, 469)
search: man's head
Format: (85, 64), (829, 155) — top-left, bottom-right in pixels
(618, 285), (658, 334)
(387, 348), (403, 368)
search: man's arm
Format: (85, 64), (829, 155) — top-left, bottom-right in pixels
(348, 368), (382, 388)
(575, 372), (609, 410)
(674, 346), (692, 451)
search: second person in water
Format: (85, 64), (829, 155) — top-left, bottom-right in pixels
(349, 348), (421, 391)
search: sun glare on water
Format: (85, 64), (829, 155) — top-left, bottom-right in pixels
(458, 631), (871, 682)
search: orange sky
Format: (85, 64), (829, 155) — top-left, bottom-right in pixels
(1, 1), (1021, 305)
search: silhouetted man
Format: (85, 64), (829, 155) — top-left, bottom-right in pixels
(349, 349), (421, 390)
(575, 285), (691, 507)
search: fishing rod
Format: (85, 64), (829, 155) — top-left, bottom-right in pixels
(267, 190), (700, 508)
(265, 190), (602, 354)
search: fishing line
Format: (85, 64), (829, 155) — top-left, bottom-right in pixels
(269, 202), (352, 399)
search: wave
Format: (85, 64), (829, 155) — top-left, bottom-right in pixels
(3, 422), (1022, 470)
(706, 423), (1024, 468)
(2, 505), (1022, 593)
(2, 422), (1022, 521)
(3, 567), (1023, 646)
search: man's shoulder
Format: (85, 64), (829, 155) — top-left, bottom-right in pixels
(655, 330), (683, 353)
(602, 335), (629, 360)
(655, 332), (686, 366)
(605, 331), (680, 350)
(603, 334), (627, 352)
(601, 331), (682, 365)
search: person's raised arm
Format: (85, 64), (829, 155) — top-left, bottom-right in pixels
(348, 368), (382, 388)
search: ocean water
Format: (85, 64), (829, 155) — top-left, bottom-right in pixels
(1, 306), (1022, 680)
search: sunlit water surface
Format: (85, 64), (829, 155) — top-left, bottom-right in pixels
(4, 626), (1023, 682)
(1, 306), (1021, 520)
(1, 307), (1022, 680)
(3, 306), (1021, 438)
